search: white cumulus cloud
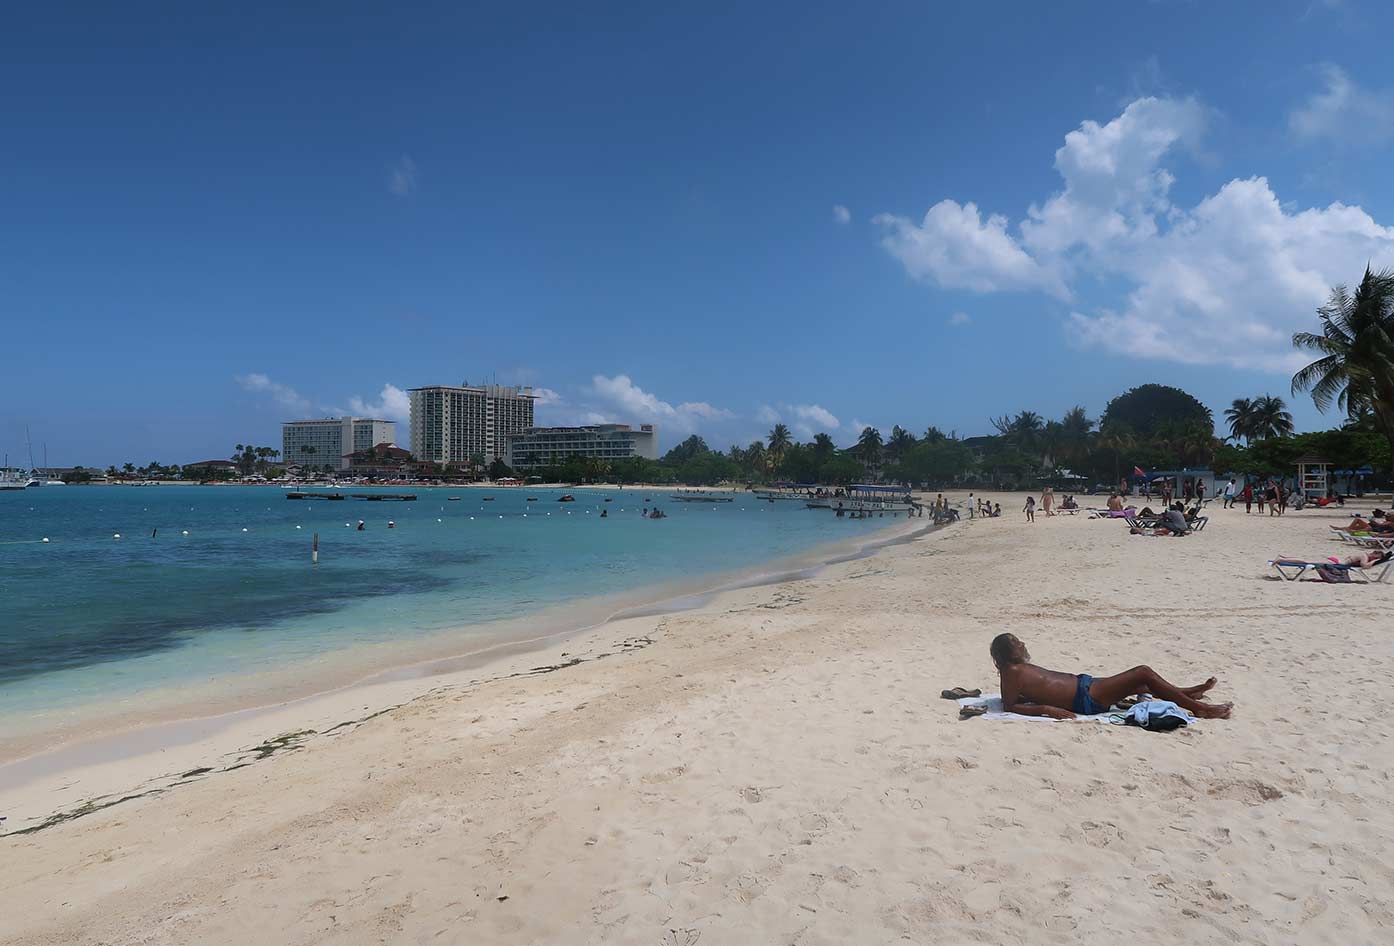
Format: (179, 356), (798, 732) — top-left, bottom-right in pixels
(589, 374), (733, 433)
(346, 384), (411, 425)
(874, 199), (1070, 298)
(832, 204), (851, 224)
(876, 95), (1394, 371)
(790, 404), (840, 429)
(1289, 65), (1394, 144)
(236, 373), (312, 416)
(531, 387), (563, 406)
(754, 403), (841, 440)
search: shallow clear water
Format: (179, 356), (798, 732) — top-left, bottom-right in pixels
(0, 485), (895, 718)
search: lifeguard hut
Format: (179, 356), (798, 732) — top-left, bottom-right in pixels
(1295, 454), (1331, 500)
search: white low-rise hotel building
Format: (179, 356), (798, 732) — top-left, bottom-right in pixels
(409, 383), (536, 466)
(283, 417), (396, 471)
(507, 424), (658, 470)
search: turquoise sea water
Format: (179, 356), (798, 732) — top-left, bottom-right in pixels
(0, 485), (896, 721)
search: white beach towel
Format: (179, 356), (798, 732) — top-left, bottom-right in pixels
(957, 693), (1122, 723)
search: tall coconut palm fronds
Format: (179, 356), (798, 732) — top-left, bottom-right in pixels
(1224, 398), (1255, 443)
(1249, 395), (1294, 441)
(1292, 267), (1394, 498)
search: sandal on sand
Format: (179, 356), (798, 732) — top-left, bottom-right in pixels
(959, 705), (988, 720)
(941, 687), (983, 700)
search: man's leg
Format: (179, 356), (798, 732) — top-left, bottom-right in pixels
(1088, 666), (1231, 718)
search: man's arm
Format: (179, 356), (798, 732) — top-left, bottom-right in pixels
(1002, 702), (1076, 720)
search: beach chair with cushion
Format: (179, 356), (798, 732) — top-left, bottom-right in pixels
(1350, 534), (1394, 550)
(1268, 558), (1394, 584)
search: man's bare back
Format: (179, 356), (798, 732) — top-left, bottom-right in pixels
(998, 662), (1081, 717)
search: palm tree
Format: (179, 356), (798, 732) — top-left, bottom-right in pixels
(991, 410), (1044, 456)
(766, 424), (792, 473)
(811, 432), (836, 466)
(1058, 406), (1094, 469)
(1097, 422), (1135, 487)
(922, 426), (947, 444)
(1293, 267), (1394, 497)
(1178, 421), (1219, 467)
(1249, 395), (1294, 441)
(1040, 419), (1064, 469)
(856, 427), (883, 471)
(886, 425), (916, 465)
(745, 441), (767, 479)
(1224, 398), (1256, 444)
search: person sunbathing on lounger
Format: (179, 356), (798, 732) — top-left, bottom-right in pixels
(989, 632), (1232, 719)
(1328, 549), (1392, 568)
(1132, 506), (1191, 535)
(1339, 511), (1391, 533)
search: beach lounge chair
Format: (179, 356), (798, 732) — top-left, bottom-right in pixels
(1350, 534), (1394, 550)
(1268, 558), (1393, 583)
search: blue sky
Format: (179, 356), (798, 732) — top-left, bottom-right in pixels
(5, 1), (1394, 466)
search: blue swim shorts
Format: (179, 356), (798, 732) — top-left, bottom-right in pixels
(1072, 674), (1106, 715)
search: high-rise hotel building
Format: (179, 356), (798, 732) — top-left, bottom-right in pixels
(408, 383), (536, 465)
(282, 417), (397, 471)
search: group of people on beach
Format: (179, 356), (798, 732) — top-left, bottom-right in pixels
(1022, 486), (1078, 522)
(967, 494), (1003, 519)
(1219, 477), (1289, 515)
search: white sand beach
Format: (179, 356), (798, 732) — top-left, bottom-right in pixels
(4, 495), (1392, 945)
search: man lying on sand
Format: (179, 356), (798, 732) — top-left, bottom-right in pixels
(990, 633), (1233, 719)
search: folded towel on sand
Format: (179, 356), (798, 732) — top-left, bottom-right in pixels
(956, 693), (1192, 724)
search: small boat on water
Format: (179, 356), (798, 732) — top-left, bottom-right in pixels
(482, 497), (495, 501)
(558, 494), (576, 502)
(526, 497), (538, 502)
(448, 497), (462, 501)
(806, 484), (918, 515)
(672, 490), (734, 503)
(750, 484), (819, 502)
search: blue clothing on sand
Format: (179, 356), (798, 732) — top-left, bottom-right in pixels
(1072, 674), (1107, 715)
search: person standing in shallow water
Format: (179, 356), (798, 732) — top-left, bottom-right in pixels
(990, 632), (1232, 719)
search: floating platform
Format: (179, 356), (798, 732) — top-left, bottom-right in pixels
(286, 492), (345, 501)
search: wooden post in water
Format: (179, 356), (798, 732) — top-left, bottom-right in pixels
(313, 532), (319, 565)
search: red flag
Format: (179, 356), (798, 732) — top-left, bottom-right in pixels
(1132, 466), (1145, 476)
